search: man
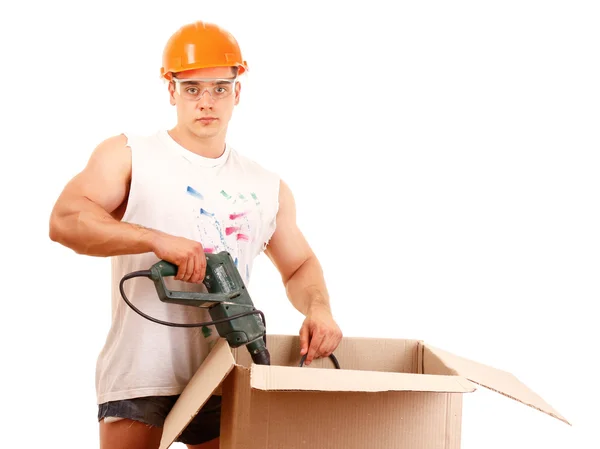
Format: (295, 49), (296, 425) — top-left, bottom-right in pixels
(49, 21), (342, 449)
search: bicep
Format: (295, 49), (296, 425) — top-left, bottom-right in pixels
(264, 180), (315, 283)
(53, 134), (132, 216)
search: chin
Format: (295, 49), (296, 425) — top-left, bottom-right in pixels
(190, 127), (219, 139)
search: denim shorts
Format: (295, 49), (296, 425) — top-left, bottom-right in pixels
(98, 394), (221, 445)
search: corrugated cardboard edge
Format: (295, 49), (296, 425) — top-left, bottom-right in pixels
(250, 363), (476, 393)
(158, 339), (236, 449)
(423, 344), (571, 426)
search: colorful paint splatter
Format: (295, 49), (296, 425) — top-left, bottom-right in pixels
(187, 186), (204, 200)
(187, 184), (258, 270)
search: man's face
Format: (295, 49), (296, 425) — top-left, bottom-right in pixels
(168, 66), (240, 139)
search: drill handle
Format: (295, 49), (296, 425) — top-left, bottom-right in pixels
(150, 260), (241, 308)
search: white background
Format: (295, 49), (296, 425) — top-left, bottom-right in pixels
(1, 1), (598, 448)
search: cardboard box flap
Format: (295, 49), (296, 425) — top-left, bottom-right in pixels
(424, 344), (570, 425)
(250, 363), (476, 393)
(159, 339), (235, 449)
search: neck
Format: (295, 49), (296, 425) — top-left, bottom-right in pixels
(168, 125), (227, 158)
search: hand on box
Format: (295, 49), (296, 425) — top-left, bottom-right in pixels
(299, 305), (342, 366)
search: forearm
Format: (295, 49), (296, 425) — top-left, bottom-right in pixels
(49, 197), (155, 257)
(284, 255), (332, 316)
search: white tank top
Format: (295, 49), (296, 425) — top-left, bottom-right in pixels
(94, 130), (280, 404)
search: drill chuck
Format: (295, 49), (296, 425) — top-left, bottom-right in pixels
(246, 337), (271, 365)
(252, 349), (271, 365)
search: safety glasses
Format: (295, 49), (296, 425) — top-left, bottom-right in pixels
(172, 77), (237, 101)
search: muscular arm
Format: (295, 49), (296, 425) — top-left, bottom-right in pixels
(50, 134), (208, 282)
(265, 180), (342, 363)
(49, 134), (154, 257)
(264, 180), (330, 315)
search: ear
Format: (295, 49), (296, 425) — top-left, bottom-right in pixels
(168, 81), (176, 106)
(234, 81), (242, 105)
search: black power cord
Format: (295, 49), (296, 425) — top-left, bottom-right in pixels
(300, 353), (341, 369)
(119, 270), (267, 345)
(120, 269), (340, 369)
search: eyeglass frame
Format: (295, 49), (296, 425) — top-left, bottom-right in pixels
(171, 77), (239, 101)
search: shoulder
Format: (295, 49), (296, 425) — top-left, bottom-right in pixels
(121, 130), (164, 150)
(92, 131), (155, 156)
(87, 130), (161, 172)
(88, 133), (131, 165)
(95, 133), (129, 151)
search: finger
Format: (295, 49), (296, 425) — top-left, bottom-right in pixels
(198, 250), (207, 281)
(299, 324), (310, 356)
(175, 260), (184, 281)
(321, 330), (342, 357)
(321, 331), (339, 357)
(318, 336), (332, 357)
(182, 256), (194, 282)
(190, 251), (203, 284)
(305, 331), (324, 365)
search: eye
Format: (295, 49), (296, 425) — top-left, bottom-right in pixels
(186, 87), (199, 94)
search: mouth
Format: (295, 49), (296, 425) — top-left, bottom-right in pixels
(196, 117), (218, 124)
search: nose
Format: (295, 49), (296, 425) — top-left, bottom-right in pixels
(197, 90), (215, 109)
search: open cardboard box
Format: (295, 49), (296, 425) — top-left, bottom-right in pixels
(159, 335), (569, 449)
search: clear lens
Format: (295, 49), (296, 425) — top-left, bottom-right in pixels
(174, 78), (236, 101)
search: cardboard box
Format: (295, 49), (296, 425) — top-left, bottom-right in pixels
(159, 334), (569, 449)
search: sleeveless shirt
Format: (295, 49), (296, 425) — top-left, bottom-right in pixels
(94, 130), (280, 404)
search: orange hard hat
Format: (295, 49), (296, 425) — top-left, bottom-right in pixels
(160, 21), (248, 80)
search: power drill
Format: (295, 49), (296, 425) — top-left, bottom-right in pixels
(119, 250), (271, 365)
